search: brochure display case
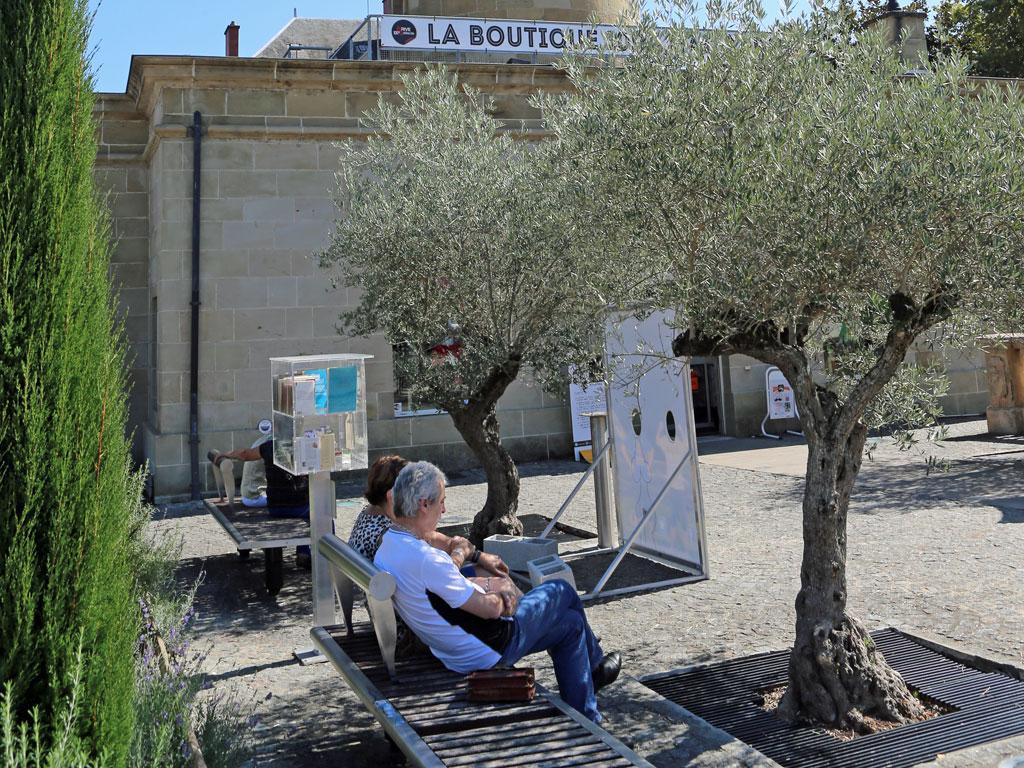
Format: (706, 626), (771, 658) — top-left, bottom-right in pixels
(269, 354), (372, 475)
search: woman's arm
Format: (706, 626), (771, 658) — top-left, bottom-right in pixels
(421, 531), (509, 574)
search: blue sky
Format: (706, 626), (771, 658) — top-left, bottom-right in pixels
(87, 0), (808, 93)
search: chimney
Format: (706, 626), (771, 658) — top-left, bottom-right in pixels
(864, 1), (928, 68)
(224, 21), (240, 57)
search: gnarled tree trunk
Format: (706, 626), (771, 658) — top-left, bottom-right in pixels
(451, 405), (523, 545)
(778, 417), (924, 730)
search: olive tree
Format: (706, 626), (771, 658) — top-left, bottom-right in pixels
(547, 0), (1024, 730)
(322, 68), (605, 542)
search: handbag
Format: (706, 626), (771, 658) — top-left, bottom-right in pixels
(467, 667), (536, 703)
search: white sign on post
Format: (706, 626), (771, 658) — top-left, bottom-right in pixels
(381, 14), (624, 55)
(569, 375), (607, 461)
(766, 367), (797, 420)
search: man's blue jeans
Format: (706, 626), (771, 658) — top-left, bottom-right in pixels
(497, 580), (604, 722)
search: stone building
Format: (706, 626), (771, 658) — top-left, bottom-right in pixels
(93, 0), (989, 500)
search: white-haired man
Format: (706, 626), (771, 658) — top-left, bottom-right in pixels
(374, 460), (620, 722)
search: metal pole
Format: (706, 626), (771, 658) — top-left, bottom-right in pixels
(188, 111), (202, 500)
(309, 470), (335, 628)
(539, 439), (610, 539)
(589, 413), (616, 548)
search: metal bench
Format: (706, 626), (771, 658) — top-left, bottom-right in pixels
(311, 534), (655, 768)
(203, 457), (310, 595)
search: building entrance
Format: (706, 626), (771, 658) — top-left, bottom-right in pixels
(688, 358), (721, 435)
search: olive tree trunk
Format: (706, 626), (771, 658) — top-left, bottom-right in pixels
(446, 355), (524, 545)
(777, 417), (924, 730)
(451, 405), (523, 544)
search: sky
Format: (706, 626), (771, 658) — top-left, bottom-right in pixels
(87, 0), (808, 93)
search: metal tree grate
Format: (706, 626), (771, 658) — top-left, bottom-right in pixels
(642, 628), (1024, 768)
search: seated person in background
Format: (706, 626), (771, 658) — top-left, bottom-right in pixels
(240, 436), (269, 508)
(374, 461), (620, 723)
(349, 454), (508, 576)
(213, 439), (311, 567)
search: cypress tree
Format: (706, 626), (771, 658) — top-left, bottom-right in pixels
(0, 0), (140, 762)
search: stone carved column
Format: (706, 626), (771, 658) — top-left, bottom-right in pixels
(980, 334), (1024, 434)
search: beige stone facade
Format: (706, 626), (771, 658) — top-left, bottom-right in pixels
(94, 17), (991, 499)
(95, 56), (575, 499)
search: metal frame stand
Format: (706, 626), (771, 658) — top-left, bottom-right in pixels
(540, 413), (705, 601)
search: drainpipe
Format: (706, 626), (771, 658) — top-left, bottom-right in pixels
(188, 110), (203, 500)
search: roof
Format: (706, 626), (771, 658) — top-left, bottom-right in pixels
(254, 17), (364, 59)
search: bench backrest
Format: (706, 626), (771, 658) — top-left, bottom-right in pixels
(318, 533), (399, 678)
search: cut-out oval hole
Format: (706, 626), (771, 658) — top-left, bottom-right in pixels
(631, 408), (642, 436)
(666, 411), (677, 441)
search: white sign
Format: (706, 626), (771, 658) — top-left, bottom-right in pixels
(766, 367), (797, 420)
(568, 376), (607, 461)
(605, 310), (707, 573)
(381, 15), (624, 54)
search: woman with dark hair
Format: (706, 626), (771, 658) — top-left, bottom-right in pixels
(348, 455), (508, 576)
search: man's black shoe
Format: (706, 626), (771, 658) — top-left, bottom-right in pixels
(592, 652), (621, 691)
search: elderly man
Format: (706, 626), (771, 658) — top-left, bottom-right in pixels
(374, 460), (621, 722)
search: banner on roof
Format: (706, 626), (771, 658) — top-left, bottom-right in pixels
(381, 15), (624, 54)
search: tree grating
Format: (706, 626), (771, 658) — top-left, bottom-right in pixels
(642, 628), (1024, 768)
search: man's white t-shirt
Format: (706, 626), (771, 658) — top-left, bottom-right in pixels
(374, 528), (501, 672)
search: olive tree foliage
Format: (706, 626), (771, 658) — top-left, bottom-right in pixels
(321, 68), (606, 541)
(546, 0), (1024, 730)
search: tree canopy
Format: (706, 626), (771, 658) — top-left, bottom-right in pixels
(934, 0), (1024, 77)
(322, 69), (606, 539)
(547, 0), (1024, 728)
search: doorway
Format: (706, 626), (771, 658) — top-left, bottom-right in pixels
(688, 359), (721, 435)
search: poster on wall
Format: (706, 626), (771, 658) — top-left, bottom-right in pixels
(604, 310), (708, 575)
(766, 367), (797, 420)
(568, 371), (607, 462)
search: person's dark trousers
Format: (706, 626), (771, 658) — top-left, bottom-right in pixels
(269, 504), (311, 556)
(496, 580), (604, 722)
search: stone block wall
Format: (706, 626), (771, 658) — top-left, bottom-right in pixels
(97, 57), (577, 499)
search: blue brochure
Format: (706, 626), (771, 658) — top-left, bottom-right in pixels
(304, 368), (328, 414)
(327, 366), (358, 412)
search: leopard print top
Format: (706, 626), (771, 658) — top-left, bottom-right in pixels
(347, 506), (393, 562)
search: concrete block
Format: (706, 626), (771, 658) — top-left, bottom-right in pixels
(215, 277), (268, 310)
(153, 464), (190, 500)
(94, 169), (127, 194)
(197, 309), (236, 342)
(233, 308), (287, 341)
(546, 431), (573, 459)
(102, 120), (149, 146)
(312, 306), (343, 337)
(504, 435), (550, 464)
(198, 401), (252, 431)
(161, 170), (219, 199)
(161, 198), (186, 224)
(161, 88), (184, 116)
(523, 406), (571, 436)
(294, 196), (337, 220)
(115, 217), (148, 239)
(198, 371), (235, 402)
(158, 372), (183, 404)
(155, 250), (184, 282)
(153, 433), (183, 466)
(254, 142), (318, 170)
(154, 280), (190, 314)
(318, 143), (344, 170)
(302, 278), (345, 309)
(226, 90), (286, 116)
(110, 261), (147, 290)
(219, 170), (277, 198)
(291, 250), (323, 276)
(245, 249), (290, 277)
(345, 91), (399, 118)
(267, 277), (297, 307)
(201, 249), (248, 279)
(286, 90), (347, 117)
(157, 311), (184, 343)
(528, 554), (576, 590)
(183, 89), (228, 116)
(275, 220), (332, 251)
(497, 379), (545, 410)
(411, 414), (462, 445)
(159, 142), (183, 170)
(112, 192), (149, 219)
(483, 535), (558, 573)
(276, 169), (335, 196)
(214, 342), (250, 371)
(162, 220), (222, 251)
(202, 141), (254, 171)
(126, 167), (148, 192)
(285, 307), (313, 337)
(234, 368), (268, 403)
(242, 197), (297, 222)
(223, 220), (275, 249)
(111, 236), (148, 263)
(498, 411), (524, 438)
(157, 342), (190, 373)
(201, 197), (245, 222)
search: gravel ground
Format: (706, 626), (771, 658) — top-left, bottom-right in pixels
(151, 419), (1024, 767)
